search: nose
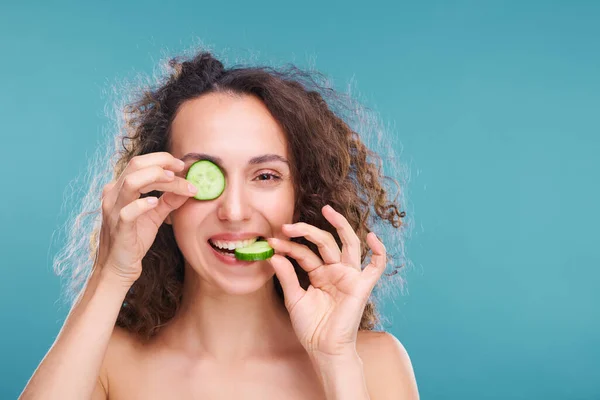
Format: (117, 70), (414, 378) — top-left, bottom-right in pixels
(216, 176), (252, 222)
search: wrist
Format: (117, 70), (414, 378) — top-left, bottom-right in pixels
(99, 263), (137, 289)
(309, 350), (369, 400)
(309, 349), (363, 370)
(308, 344), (360, 363)
(96, 267), (134, 298)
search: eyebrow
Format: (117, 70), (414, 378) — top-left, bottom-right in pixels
(180, 152), (290, 167)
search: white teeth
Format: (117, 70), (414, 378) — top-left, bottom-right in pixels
(211, 237), (258, 250)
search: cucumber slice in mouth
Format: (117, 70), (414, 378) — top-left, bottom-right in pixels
(234, 240), (274, 261)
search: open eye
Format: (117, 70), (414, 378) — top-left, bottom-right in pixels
(255, 172), (281, 182)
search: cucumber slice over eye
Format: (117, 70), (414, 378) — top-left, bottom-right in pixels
(234, 240), (274, 261)
(185, 160), (226, 200)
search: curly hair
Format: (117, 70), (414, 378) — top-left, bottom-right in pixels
(54, 48), (410, 340)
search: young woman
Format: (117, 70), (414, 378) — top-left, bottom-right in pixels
(21, 51), (419, 399)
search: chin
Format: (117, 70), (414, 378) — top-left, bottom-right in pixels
(185, 255), (277, 297)
(214, 276), (276, 296)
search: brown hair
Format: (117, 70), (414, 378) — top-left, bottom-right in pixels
(54, 49), (410, 340)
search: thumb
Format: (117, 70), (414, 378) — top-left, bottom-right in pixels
(151, 192), (190, 225)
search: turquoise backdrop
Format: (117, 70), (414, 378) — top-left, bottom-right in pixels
(1, 1), (599, 399)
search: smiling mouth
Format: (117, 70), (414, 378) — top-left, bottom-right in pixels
(208, 237), (266, 256)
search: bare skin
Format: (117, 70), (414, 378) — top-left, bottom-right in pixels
(22, 92), (419, 400)
(95, 322), (407, 399)
(95, 285), (324, 399)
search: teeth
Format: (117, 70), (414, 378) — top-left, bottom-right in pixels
(210, 237), (258, 250)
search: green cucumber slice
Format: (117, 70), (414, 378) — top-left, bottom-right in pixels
(185, 160), (226, 200)
(234, 240), (274, 261)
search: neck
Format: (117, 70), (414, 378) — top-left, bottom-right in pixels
(158, 263), (300, 362)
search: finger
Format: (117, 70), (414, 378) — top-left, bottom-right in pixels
(101, 181), (117, 201)
(149, 192), (195, 225)
(267, 238), (323, 273)
(123, 152), (185, 175)
(360, 232), (387, 292)
(101, 181), (118, 220)
(113, 166), (195, 216)
(268, 254), (305, 309)
(115, 196), (160, 234)
(138, 177), (198, 197)
(281, 223), (341, 265)
(105, 153), (185, 210)
(322, 205), (361, 270)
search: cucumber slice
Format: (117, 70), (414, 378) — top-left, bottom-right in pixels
(185, 160), (226, 200)
(235, 240), (274, 261)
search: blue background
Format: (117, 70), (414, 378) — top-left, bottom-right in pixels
(1, 1), (599, 399)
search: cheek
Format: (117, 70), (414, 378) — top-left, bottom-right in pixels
(257, 187), (295, 223)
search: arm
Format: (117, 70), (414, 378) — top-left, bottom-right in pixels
(19, 267), (129, 400)
(310, 351), (371, 400)
(19, 152), (193, 399)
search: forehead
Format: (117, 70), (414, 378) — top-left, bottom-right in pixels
(169, 92), (288, 160)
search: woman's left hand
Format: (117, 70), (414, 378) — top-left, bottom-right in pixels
(267, 204), (387, 360)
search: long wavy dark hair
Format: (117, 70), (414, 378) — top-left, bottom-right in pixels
(54, 48), (411, 340)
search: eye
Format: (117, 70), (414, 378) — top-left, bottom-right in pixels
(254, 172), (281, 182)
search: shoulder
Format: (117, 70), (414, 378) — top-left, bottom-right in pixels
(356, 330), (420, 400)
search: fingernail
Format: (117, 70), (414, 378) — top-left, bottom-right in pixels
(165, 170), (175, 178)
(147, 197), (158, 205)
(188, 183), (197, 193)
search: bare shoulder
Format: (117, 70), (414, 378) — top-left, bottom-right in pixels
(356, 330), (420, 400)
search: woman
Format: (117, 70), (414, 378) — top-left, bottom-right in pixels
(21, 51), (419, 399)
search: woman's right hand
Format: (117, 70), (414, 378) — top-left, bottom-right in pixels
(96, 152), (197, 286)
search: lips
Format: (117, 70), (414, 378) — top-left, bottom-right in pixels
(208, 232), (266, 241)
(207, 233), (267, 251)
(207, 233), (267, 255)
(208, 240), (237, 255)
(207, 240), (258, 266)
(206, 232), (268, 265)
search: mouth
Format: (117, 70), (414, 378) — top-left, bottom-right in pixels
(208, 236), (266, 257)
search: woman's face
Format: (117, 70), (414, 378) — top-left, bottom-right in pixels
(168, 92), (295, 294)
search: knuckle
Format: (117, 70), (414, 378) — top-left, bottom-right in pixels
(101, 200), (111, 215)
(129, 156), (142, 168)
(161, 194), (176, 209)
(118, 207), (132, 223)
(326, 232), (336, 244)
(123, 176), (136, 191)
(153, 165), (167, 178)
(101, 182), (115, 197)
